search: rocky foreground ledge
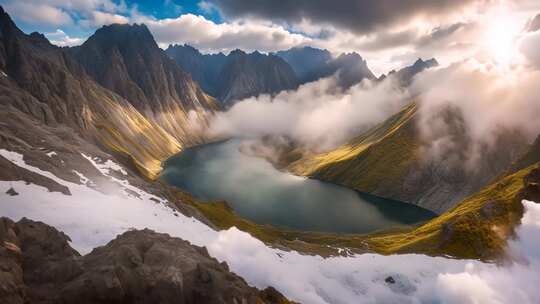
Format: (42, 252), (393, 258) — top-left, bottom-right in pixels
(0, 217), (293, 304)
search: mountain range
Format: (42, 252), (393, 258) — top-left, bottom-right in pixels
(166, 44), (388, 105)
(166, 44), (298, 105)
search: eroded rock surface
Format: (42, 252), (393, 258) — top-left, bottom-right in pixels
(0, 217), (293, 304)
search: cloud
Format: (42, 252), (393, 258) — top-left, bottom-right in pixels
(2, 0), (128, 28)
(79, 10), (129, 27)
(138, 13), (311, 53)
(45, 29), (85, 47)
(3, 2), (73, 26)
(213, 0), (482, 34)
(411, 60), (540, 168)
(520, 30), (540, 68)
(209, 76), (409, 151)
(198, 1), (217, 14)
(527, 14), (540, 32)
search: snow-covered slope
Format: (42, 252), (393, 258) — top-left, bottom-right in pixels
(1, 149), (539, 304)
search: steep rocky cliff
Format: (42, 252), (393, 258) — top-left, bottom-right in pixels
(166, 45), (298, 105)
(0, 8), (216, 179)
(0, 217), (292, 304)
(69, 24), (218, 147)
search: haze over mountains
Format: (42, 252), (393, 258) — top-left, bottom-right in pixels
(275, 47), (377, 88)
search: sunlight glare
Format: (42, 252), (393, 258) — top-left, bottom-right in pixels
(483, 13), (522, 67)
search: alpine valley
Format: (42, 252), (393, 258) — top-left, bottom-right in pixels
(0, 2), (540, 304)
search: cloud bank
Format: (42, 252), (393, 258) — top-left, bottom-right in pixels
(137, 13), (311, 53)
(209, 76), (409, 151)
(213, 0), (480, 34)
(411, 59), (540, 167)
(209, 32), (540, 158)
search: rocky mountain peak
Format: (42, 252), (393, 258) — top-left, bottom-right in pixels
(275, 46), (375, 87)
(85, 22), (157, 51)
(229, 48), (247, 56)
(170, 43), (202, 55)
(413, 57), (439, 69)
(0, 5), (23, 37)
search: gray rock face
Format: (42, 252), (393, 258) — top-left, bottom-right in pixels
(166, 45), (299, 105)
(275, 46), (376, 88)
(164, 44), (227, 97)
(0, 6), (216, 179)
(69, 24), (218, 143)
(0, 217), (293, 304)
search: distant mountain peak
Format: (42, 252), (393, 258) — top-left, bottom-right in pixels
(413, 57), (438, 68)
(88, 22), (157, 49)
(229, 49), (247, 56)
(275, 46), (374, 87)
(0, 5), (23, 36)
(390, 57), (439, 86)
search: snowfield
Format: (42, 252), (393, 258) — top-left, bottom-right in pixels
(0, 149), (539, 304)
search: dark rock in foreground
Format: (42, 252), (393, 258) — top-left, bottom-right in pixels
(0, 217), (293, 304)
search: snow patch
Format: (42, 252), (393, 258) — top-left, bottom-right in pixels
(46, 151), (57, 157)
(72, 170), (93, 186)
(0, 148), (539, 304)
(81, 153), (127, 176)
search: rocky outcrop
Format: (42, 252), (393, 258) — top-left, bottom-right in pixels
(166, 45), (298, 105)
(275, 46), (376, 88)
(0, 217), (293, 304)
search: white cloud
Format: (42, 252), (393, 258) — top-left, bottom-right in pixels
(78, 10), (129, 27)
(1, 148), (540, 304)
(2, 0), (128, 28)
(4, 2), (73, 26)
(208, 76), (409, 151)
(519, 31), (540, 68)
(411, 60), (540, 168)
(136, 13), (311, 53)
(46, 29), (85, 46)
(197, 1), (217, 14)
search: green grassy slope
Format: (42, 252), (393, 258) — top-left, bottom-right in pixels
(183, 163), (538, 259)
(289, 102), (418, 197)
(288, 102), (528, 213)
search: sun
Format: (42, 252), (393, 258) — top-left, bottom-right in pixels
(482, 13), (522, 67)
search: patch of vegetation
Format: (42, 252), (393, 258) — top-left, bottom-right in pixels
(180, 163), (537, 259)
(288, 103), (419, 197)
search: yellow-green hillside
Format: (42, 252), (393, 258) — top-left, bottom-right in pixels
(184, 162), (538, 259)
(288, 102), (528, 213)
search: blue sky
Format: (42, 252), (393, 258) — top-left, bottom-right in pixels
(0, 0), (222, 42)
(124, 0), (220, 21)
